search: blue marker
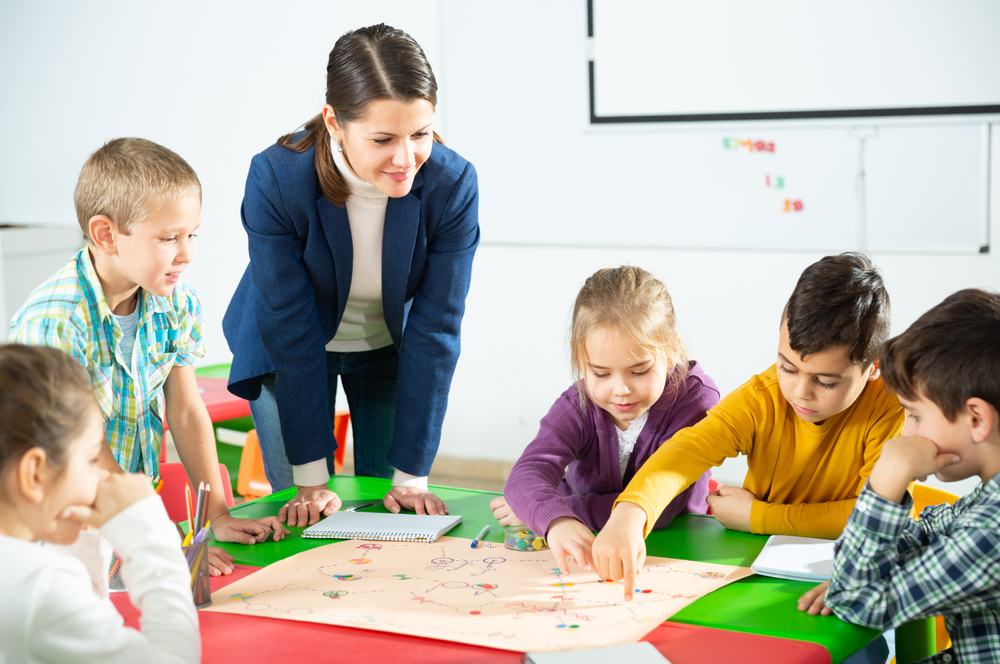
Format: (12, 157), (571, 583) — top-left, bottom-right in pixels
(471, 525), (489, 548)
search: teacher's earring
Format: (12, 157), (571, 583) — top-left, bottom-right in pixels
(337, 141), (344, 153)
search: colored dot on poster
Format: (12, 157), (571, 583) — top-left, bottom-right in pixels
(470, 610), (481, 615)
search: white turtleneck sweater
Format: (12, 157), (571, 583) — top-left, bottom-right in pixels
(292, 141), (427, 491)
(325, 146), (394, 353)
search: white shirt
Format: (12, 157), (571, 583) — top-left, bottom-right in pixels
(326, 142), (393, 353)
(616, 409), (649, 478)
(0, 496), (199, 663)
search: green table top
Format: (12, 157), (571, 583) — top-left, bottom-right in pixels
(216, 475), (879, 663)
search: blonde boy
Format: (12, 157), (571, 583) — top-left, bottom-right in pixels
(11, 138), (286, 571)
(592, 253), (905, 599)
(800, 288), (1000, 663)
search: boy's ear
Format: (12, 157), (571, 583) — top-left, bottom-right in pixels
(866, 360), (881, 382)
(966, 398), (999, 444)
(88, 215), (118, 256)
(16, 448), (48, 504)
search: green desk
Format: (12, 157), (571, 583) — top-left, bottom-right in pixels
(216, 477), (880, 664)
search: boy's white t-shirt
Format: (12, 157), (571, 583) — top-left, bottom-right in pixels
(0, 496), (199, 663)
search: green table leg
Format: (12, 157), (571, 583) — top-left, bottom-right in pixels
(895, 617), (936, 664)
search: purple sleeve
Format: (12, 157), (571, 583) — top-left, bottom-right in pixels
(504, 390), (593, 537)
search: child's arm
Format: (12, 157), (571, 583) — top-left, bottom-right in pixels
(37, 474), (199, 663)
(163, 365), (289, 552)
(824, 437), (994, 629)
(503, 395), (597, 537)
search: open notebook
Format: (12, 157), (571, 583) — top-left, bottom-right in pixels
(302, 511), (463, 543)
(750, 535), (836, 582)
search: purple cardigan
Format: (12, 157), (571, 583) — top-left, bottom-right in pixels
(505, 361), (720, 537)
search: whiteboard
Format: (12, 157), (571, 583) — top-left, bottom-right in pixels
(590, 0), (1000, 122)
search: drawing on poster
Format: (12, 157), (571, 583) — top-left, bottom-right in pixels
(203, 536), (753, 652)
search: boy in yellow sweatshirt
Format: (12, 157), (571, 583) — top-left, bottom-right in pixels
(592, 253), (905, 599)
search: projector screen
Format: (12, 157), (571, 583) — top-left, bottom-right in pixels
(589, 0), (1000, 123)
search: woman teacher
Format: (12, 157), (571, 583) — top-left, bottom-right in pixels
(224, 24), (479, 526)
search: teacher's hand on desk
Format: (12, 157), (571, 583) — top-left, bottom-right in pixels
(591, 501), (648, 602)
(279, 485), (343, 527)
(384, 486), (449, 515)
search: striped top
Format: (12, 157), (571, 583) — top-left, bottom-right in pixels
(9, 248), (205, 475)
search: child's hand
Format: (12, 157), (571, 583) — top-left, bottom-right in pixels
(278, 485), (343, 527)
(591, 501), (648, 601)
(546, 517), (596, 574)
(705, 486), (756, 532)
(489, 495), (524, 527)
(210, 513), (290, 544)
(869, 436), (960, 503)
(797, 580), (832, 616)
(60, 473), (153, 529)
(207, 546), (235, 577)
(384, 486), (448, 515)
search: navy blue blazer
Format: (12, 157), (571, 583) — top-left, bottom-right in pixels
(223, 139), (479, 475)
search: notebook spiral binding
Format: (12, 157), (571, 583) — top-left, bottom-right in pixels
(302, 530), (440, 542)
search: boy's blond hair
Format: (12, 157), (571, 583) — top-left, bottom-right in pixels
(74, 138), (201, 242)
(570, 266), (688, 404)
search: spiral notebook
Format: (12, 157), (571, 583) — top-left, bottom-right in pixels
(302, 511), (463, 543)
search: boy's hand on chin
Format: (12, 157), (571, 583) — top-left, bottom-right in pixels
(870, 436), (960, 503)
(706, 486), (756, 532)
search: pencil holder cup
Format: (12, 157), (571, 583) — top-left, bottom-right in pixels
(183, 542), (212, 609)
(107, 551), (127, 593)
(503, 525), (548, 551)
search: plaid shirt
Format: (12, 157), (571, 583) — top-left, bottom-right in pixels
(827, 478), (1000, 664)
(9, 248), (205, 476)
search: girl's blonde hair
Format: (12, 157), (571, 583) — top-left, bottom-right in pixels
(570, 266), (688, 404)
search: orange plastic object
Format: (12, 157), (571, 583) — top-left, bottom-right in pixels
(237, 411), (351, 499)
(333, 410), (350, 474)
(912, 484), (960, 652)
(157, 462), (236, 523)
(237, 430), (273, 500)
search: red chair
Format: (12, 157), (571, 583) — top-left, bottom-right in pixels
(157, 462), (236, 524)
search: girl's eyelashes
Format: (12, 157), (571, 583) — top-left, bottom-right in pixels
(374, 138), (391, 145)
(817, 379), (836, 389)
(778, 364), (795, 375)
(633, 369), (651, 376)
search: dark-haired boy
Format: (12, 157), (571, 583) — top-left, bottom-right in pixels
(799, 288), (1000, 664)
(592, 253), (905, 599)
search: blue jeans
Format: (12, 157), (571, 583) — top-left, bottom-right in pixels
(248, 345), (399, 492)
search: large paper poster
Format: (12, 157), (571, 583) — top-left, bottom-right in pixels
(203, 536), (753, 652)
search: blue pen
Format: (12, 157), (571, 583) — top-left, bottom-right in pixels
(471, 525), (489, 548)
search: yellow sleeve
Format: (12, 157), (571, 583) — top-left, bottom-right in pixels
(750, 384), (906, 539)
(751, 498), (857, 539)
(616, 382), (760, 537)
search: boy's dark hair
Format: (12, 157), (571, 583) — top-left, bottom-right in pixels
(783, 252), (890, 368)
(881, 288), (1000, 421)
(0, 345), (97, 477)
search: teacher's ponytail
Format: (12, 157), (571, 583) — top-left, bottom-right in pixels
(278, 24), (443, 208)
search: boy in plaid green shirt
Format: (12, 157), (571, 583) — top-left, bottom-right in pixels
(799, 289), (1000, 664)
(10, 138), (287, 574)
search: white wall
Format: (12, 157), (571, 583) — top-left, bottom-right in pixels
(2, 1), (997, 498)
